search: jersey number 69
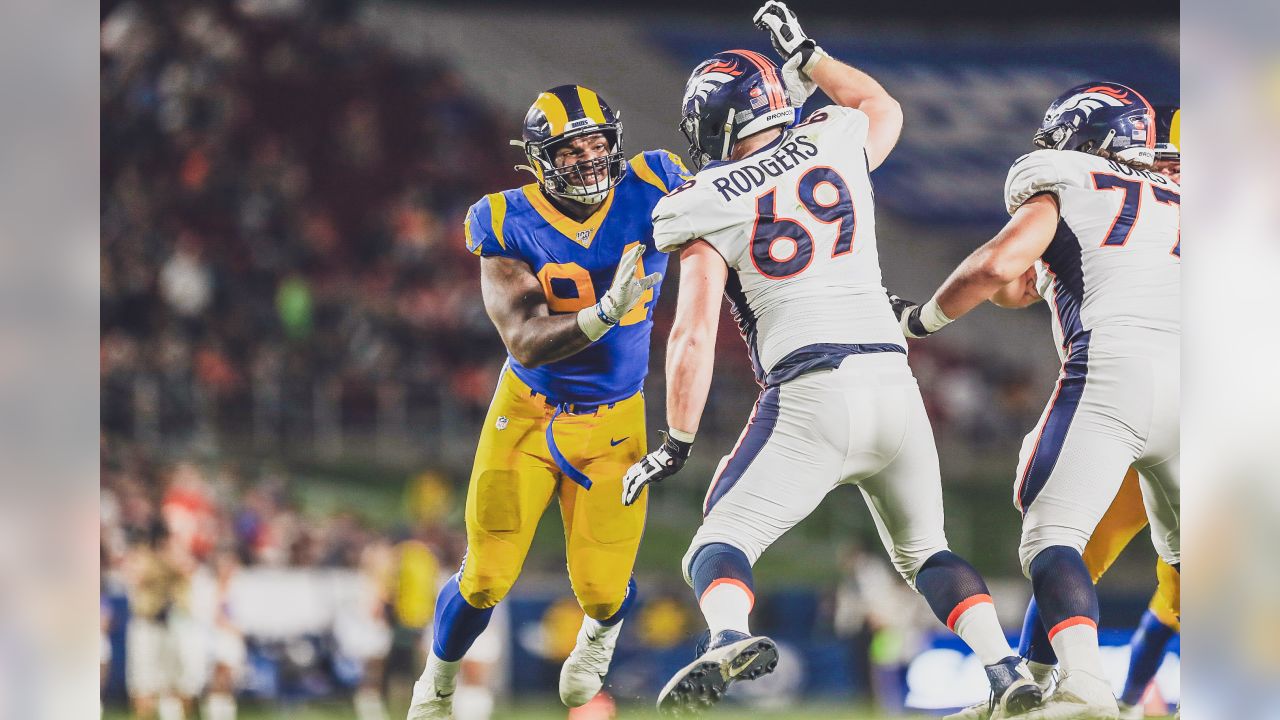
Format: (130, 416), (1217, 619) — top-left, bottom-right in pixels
(750, 166), (856, 280)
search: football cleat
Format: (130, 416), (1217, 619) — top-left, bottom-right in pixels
(944, 656), (1044, 720)
(1014, 670), (1119, 720)
(1116, 700), (1145, 719)
(558, 617), (624, 707)
(656, 630), (779, 716)
(406, 677), (454, 720)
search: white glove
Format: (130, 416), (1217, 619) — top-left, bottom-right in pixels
(754, 1), (827, 108)
(781, 52), (819, 109)
(622, 430), (694, 506)
(577, 244), (661, 341)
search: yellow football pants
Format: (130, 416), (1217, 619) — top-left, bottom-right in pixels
(1083, 467), (1180, 629)
(458, 367), (648, 621)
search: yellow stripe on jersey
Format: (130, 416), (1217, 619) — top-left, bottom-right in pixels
(534, 92), (570, 135)
(464, 213), (480, 255)
(666, 151), (693, 181)
(628, 153), (670, 193)
(521, 183), (615, 248)
(577, 86), (608, 126)
(486, 192), (509, 250)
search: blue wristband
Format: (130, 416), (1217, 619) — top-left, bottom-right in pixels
(596, 303), (618, 327)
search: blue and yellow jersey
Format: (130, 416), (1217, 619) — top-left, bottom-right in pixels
(465, 150), (691, 405)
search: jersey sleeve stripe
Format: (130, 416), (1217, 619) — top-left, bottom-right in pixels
(485, 192), (509, 250)
(464, 212), (481, 255)
(576, 86), (608, 126)
(629, 153), (670, 193)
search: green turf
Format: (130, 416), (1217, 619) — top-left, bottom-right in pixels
(102, 701), (1175, 719)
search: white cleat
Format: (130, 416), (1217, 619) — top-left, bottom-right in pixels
(558, 617), (623, 707)
(407, 655), (459, 720)
(1016, 671), (1119, 720)
(1116, 701), (1145, 720)
(656, 630), (779, 716)
(406, 678), (454, 720)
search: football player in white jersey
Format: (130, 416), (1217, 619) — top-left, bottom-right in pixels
(620, 3), (1042, 716)
(891, 82), (1180, 720)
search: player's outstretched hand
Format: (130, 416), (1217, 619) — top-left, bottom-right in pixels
(599, 244), (660, 324)
(753, 1), (814, 61)
(622, 431), (693, 506)
(754, 1), (823, 108)
(887, 291), (934, 339)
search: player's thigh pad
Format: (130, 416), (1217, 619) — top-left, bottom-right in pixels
(852, 383), (950, 585)
(682, 377), (848, 582)
(558, 394), (648, 617)
(460, 369), (560, 608)
(1016, 346), (1149, 575)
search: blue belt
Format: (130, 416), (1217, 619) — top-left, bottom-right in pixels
(535, 393), (622, 491)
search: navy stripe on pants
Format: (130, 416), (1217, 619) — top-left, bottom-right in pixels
(1018, 333), (1091, 513)
(703, 386), (781, 516)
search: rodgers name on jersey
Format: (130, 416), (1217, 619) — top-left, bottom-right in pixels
(1005, 148), (1181, 358)
(650, 105), (901, 384)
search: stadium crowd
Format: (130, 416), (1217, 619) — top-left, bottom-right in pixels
(100, 2), (1045, 716)
(101, 0), (1041, 456)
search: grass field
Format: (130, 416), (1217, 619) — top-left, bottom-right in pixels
(102, 701), (1176, 720)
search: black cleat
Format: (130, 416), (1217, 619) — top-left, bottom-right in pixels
(656, 630), (779, 716)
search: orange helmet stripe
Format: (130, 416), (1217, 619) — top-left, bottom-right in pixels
(732, 49), (788, 110)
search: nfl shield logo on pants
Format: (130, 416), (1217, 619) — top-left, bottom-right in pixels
(496, 416), (508, 430)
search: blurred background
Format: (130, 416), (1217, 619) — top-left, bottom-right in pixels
(98, 0), (1178, 717)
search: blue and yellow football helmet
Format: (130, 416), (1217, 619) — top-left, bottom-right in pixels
(515, 84), (626, 205)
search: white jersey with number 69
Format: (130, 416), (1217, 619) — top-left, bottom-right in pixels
(651, 105), (902, 382)
(1004, 149), (1181, 360)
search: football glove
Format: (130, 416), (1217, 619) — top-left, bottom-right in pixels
(578, 244), (661, 341)
(621, 430), (693, 506)
(887, 291), (952, 339)
(754, 2), (826, 108)
(753, 1), (824, 71)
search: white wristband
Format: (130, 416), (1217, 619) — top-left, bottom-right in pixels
(576, 304), (614, 342)
(919, 298), (954, 334)
(667, 427), (696, 444)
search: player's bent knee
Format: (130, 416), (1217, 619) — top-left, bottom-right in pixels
(1018, 533), (1088, 578)
(891, 543), (950, 587)
(680, 537), (755, 588)
(573, 582), (626, 621)
(459, 573), (513, 610)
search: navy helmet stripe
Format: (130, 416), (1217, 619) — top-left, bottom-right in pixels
(1017, 333), (1091, 513)
(704, 385), (782, 516)
(548, 84), (588, 121)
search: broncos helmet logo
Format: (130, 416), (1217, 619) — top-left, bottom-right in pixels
(684, 60), (744, 112)
(1046, 88), (1131, 127)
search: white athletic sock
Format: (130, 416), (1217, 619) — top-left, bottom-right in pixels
(699, 580), (752, 636)
(1048, 619), (1105, 679)
(416, 652), (462, 697)
(354, 688), (388, 720)
(157, 696), (185, 720)
(582, 614), (623, 641)
(452, 684), (495, 720)
(949, 598), (1013, 666)
(203, 693), (237, 720)
(1027, 660), (1057, 690)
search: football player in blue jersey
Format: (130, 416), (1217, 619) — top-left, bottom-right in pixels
(407, 84), (692, 720)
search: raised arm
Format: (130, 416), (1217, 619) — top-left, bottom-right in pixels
(621, 240), (728, 505)
(754, 0), (903, 170)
